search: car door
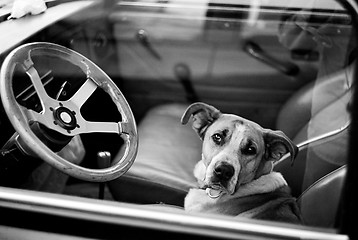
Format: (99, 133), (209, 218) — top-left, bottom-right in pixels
(108, 0), (351, 129)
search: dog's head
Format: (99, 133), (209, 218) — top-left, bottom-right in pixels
(181, 102), (298, 196)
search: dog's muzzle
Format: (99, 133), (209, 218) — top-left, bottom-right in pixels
(213, 163), (235, 184)
(205, 162), (235, 199)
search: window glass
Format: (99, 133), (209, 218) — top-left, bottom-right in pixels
(115, 0), (355, 229)
(0, 0), (356, 236)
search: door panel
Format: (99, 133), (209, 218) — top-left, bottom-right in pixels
(110, 0), (350, 128)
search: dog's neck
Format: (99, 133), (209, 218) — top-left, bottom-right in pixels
(185, 171), (289, 214)
(233, 171), (287, 198)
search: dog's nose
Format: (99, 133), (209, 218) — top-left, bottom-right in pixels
(214, 163), (235, 181)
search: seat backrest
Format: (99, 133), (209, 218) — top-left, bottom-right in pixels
(274, 66), (352, 197)
(108, 104), (201, 206)
(276, 69), (351, 141)
(297, 165), (346, 228)
(274, 12), (354, 197)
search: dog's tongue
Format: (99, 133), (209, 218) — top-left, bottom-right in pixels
(205, 187), (224, 199)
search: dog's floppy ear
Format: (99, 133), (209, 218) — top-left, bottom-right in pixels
(255, 130), (298, 178)
(181, 102), (221, 139)
(263, 130), (299, 164)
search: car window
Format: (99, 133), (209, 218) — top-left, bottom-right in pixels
(0, 0), (356, 239)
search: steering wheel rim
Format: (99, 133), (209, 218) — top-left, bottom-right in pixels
(0, 42), (138, 182)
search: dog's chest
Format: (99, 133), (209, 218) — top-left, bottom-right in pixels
(184, 188), (270, 216)
(184, 172), (294, 217)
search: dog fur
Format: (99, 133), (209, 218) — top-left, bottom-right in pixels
(181, 102), (302, 223)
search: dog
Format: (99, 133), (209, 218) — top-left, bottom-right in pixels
(181, 102), (302, 223)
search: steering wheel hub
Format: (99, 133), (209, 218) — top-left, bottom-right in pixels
(52, 105), (78, 131)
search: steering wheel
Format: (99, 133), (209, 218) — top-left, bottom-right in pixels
(0, 42), (138, 182)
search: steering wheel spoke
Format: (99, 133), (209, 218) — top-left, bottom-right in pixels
(69, 78), (98, 108)
(24, 62), (52, 106)
(83, 121), (121, 134)
(79, 120), (132, 135)
(22, 107), (50, 126)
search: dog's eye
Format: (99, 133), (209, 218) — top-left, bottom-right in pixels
(212, 133), (223, 145)
(242, 146), (257, 155)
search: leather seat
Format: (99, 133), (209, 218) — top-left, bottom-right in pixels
(274, 67), (352, 197)
(272, 66), (351, 227)
(276, 69), (351, 141)
(137, 164), (348, 228)
(297, 165), (346, 227)
(108, 68), (352, 229)
(108, 103), (200, 206)
(108, 67), (351, 209)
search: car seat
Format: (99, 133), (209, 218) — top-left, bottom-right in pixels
(109, 64), (352, 202)
(297, 165), (346, 227)
(274, 65), (352, 197)
(108, 65), (352, 229)
(108, 104), (200, 206)
(272, 64), (351, 227)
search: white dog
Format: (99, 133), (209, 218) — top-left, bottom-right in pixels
(181, 102), (301, 223)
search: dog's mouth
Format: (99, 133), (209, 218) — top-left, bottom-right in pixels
(204, 184), (228, 199)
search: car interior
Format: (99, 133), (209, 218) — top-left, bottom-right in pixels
(0, 0), (356, 237)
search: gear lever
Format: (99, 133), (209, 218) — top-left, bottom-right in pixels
(97, 151), (111, 199)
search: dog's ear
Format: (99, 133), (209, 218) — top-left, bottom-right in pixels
(255, 130), (298, 179)
(181, 102), (221, 139)
(263, 130), (299, 164)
